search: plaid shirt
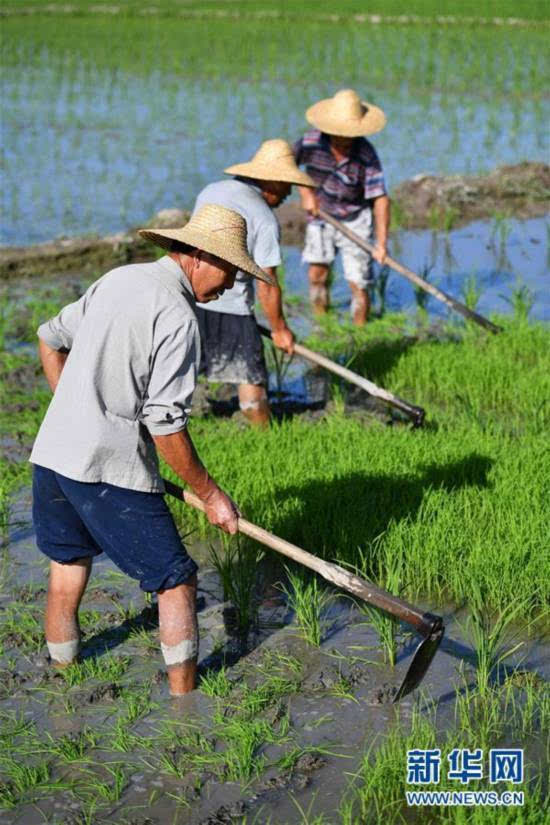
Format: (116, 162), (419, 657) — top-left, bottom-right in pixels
(293, 129), (386, 220)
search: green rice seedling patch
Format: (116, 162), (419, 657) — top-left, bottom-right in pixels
(2, 10), (548, 244)
(281, 568), (335, 647)
(59, 653), (130, 688)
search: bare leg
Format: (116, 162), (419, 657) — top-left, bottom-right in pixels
(238, 383), (270, 427)
(349, 283), (370, 326)
(158, 575), (198, 696)
(308, 264), (330, 314)
(45, 558), (92, 667)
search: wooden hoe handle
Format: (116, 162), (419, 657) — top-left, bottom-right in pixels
(164, 479), (440, 639)
(318, 209), (502, 334)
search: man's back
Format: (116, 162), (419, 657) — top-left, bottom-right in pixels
(31, 257), (199, 491)
(194, 179), (281, 316)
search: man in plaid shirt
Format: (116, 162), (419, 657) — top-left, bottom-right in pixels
(294, 89), (390, 324)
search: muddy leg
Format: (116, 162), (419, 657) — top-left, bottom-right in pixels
(45, 558), (92, 667)
(238, 383), (270, 427)
(349, 283), (370, 326)
(158, 575), (198, 696)
(308, 264), (330, 315)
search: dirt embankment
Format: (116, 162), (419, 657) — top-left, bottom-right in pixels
(1, 162), (548, 280)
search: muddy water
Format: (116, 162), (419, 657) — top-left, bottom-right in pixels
(3, 61), (548, 247)
(2, 488), (548, 824)
(281, 215), (549, 334)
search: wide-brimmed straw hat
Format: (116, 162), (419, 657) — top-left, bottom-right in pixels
(306, 89), (386, 137)
(139, 204), (275, 285)
(224, 139), (315, 187)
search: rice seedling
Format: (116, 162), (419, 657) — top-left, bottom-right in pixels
(77, 763), (128, 803)
(39, 728), (98, 763)
(0, 602), (44, 654)
(429, 206), (460, 233)
(0, 756), (56, 808)
(105, 719), (151, 755)
(215, 715), (282, 783)
(500, 279), (535, 321)
(280, 568), (334, 647)
(119, 686), (156, 723)
(461, 584), (530, 697)
(264, 339), (294, 399)
(59, 653), (130, 687)
(209, 534), (263, 641)
(199, 665), (233, 698)
(413, 263), (434, 320)
(353, 539), (406, 667)
(461, 273), (484, 311)
(372, 264), (392, 317)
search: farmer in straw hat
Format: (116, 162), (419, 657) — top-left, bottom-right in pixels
(193, 139), (315, 426)
(30, 205), (274, 697)
(293, 89), (390, 325)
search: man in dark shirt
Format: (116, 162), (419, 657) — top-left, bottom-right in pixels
(294, 89), (391, 324)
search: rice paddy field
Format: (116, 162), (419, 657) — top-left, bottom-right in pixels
(1, 2), (549, 824)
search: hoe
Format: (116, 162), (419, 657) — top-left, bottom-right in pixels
(165, 480), (444, 702)
(257, 324), (425, 428)
(318, 208), (502, 335)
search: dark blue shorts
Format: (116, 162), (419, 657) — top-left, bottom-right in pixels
(32, 465), (198, 592)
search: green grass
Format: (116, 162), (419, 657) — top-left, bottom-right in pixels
(2, 289), (548, 623)
(281, 567), (334, 647)
(160, 316), (550, 624)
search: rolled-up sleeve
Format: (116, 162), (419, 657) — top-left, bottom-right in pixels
(37, 294), (88, 351)
(140, 313), (200, 436)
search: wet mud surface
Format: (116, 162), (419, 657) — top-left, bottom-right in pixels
(1, 489), (549, 824)
(1, 163), (547, 280)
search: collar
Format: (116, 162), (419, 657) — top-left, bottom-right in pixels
(321, 132), (361, 163)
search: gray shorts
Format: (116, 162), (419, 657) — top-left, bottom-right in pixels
(196, 307), (268, 386)
(302, 208), (374, 288)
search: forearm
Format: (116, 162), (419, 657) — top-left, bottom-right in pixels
(373, 195), (390, 250)
(257, 269), (286, 331)
(152, 429), (216, 500)
(39, 338), (68, 392)
(153, 428), (239, 533)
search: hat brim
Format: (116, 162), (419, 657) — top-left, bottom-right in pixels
(224, 161), (316, 188)
(138, 226), (275, 285)
(306, 99), (386, 137)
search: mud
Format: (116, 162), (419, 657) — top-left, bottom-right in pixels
(1, 492), (549, 824)
(1, 163), (547, 280)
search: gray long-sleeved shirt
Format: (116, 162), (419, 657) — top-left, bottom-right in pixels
(30, 256), (200, 492)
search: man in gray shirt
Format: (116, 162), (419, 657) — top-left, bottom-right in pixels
(194, 139), (315, 425)
(30, 204), (274, 696)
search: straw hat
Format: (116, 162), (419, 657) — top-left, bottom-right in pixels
(224, 139), (315, 187)
(306, 89), (386, 137)
(139, 204), (275, 285)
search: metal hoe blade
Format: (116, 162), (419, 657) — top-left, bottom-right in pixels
(393, 617), (445, 702)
